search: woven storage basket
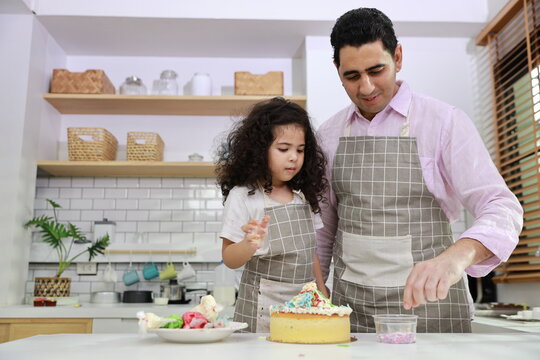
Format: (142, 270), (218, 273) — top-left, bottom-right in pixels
(34, 277), (71, 297)
(51, 69), (116, 94)
(234, 71), (283, 95)
(127, 132), (164, 161)
(68, 127), (118, 161)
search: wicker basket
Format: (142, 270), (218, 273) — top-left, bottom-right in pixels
(127, 132), (164, 161)
(51, 69), (116, 94)
(68, 127), (118, 161)
(234, 71), (284, 95)
(34, 277), (71, 297)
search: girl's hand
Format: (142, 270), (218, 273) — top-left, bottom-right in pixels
(241, 215), (270, 249)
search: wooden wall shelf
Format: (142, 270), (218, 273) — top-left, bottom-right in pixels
(43, 94), (307, 115)
(37, 161), (216, 177)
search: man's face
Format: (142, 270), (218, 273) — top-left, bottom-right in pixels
(336, 41), (402, 120)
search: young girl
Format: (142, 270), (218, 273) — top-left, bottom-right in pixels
(216, 97), (328, 333)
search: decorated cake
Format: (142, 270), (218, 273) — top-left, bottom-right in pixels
(269, 282), (352, 344)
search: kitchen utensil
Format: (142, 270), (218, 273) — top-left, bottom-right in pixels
(159, 262), (177, 280)
(94, 218), (116, 243)
(177, 261), (196, 281)
(160, 279), (188, 304)
(143, 262), (159, 280)
(123, 290), (153, 303)
(190, 72), (212, 95)
(372, 314), (418, 344)
(120, 76), (147, 95)
(123, 267), (140, 286)
(90, 291), (121, 304)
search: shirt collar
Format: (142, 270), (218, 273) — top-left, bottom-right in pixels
(349, 80), (412, 122)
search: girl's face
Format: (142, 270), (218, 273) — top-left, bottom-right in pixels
(267, 124), (305, 187)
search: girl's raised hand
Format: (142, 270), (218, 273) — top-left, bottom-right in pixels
(241, 215), (270, 249)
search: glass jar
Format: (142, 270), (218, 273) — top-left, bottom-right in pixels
(190, 72), (212, 96)
(119, 76), (147, 95)
(152, 70), (178, 95)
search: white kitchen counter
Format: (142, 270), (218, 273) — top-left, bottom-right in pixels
(472, 316), (540, 333)
(0, 303), (234, 319)
(1, 333), (539, 360)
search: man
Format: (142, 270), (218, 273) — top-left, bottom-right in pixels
(316, 8), (523, 333)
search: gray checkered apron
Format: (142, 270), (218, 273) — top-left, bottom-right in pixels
(331, 110), (471, 333)
(233, 191), (316, 332)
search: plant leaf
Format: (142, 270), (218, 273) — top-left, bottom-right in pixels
(86, 234), (110, 260)
(47, 199), (62, 209)
(68, 223), (87, 242)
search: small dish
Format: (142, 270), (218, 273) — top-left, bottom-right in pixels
(372, 314), (418, 344)
(154, 297), (169, 305)
(149, 322), (248, 343)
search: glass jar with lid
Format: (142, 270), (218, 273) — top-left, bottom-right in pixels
(152, 70), (178, 95)
(119, 76), (147, 95)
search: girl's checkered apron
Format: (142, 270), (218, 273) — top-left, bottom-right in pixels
(233, 192), (316, 332)
(331, 109), (471, 333)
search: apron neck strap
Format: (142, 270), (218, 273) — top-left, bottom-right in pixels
(344, 102), (412, 137)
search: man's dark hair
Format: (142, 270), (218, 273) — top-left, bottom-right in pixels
(330, 8), (398, 67)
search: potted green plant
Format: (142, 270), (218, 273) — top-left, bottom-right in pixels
(25, 199), (110, 297)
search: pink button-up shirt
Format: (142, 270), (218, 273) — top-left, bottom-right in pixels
(316, 81), (523, 280)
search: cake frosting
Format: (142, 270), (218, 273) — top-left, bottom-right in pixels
(270, 282), (352, 317)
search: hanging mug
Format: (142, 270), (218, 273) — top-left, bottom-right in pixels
(159, 262), (177, 280)
(142, 262), (159, 280)
(177, 262), (196, 281)
(123, 266), (140, 286)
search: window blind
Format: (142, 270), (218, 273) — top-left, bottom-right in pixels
(476, 0), (540, 283)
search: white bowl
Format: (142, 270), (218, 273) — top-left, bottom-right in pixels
(154, 297), (169, 305)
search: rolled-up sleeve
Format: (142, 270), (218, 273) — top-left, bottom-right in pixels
(440, 108), (523, 277)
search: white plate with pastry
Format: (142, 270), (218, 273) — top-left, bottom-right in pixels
(149, 322), (248, 343)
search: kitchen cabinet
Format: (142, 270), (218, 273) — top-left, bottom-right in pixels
(0, 318), (92, 343)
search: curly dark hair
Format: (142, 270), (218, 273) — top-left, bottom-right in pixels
(216, 97), (327, 214)
(331, 8), (398, 67)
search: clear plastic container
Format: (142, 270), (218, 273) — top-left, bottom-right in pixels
(152, 70), (178, 95)
(213, 260), (236, 306)
(120, 76), (147, 95)
(372, 314), (418, 344)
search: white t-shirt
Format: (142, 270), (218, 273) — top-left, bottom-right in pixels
(219, 186), (324, 256)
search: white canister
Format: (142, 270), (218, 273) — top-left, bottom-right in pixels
(94, 218), (116, 242)
(191, 73), (212, 96)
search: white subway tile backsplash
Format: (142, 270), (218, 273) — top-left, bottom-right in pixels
(116, 199), (138, 209)
(184, 178), (207, 188)
(149, 210), (172, 221)
(58, 210), (81, 221)
(138, 222), (160, 233)
(72, 177), (95, 187)
(94, 178), (118, 188)
(184, 200), (205, 210)
(194, 210), (217, 221)
(83, 188), (105, 199)
(140, 178), (162, 188)
(205, 200), (223, 210)
(33, 199), (48, 210)
(128, 188), (151, 199)
(117, 178), (140, 188)
(60, 188), (82, 199)
(36, 187), (59, 199)
(139, 199), (161, 210)
(172, 210), (194, 221)
(49, 178), (72, 188)
(162, 178), (184, 188)
(105, 188), (129, 199)
(70, 221), (92, 232)
(116, 221), (138, 233)
(160, 222), (182, 232)
(171, 232), (193, 243)
(151, 189), (173, 199)
(70, 199), (93, 210)
(103, 210), (127, 221)
(196, 189), (218, 199)
(183, 221), (205, 233)
(162, 199), (183, 210)
(148, 232), (171, 243)
(81, 210), (104, 221)
(70, 281), (91, 293)
(94, 199), (116, 209)
(35, 177), (49, 187)
(127, 210), (150, 221)
(172, 189), (195, 199)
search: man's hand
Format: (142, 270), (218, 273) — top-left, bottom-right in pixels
(402, 238), (493, 309)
